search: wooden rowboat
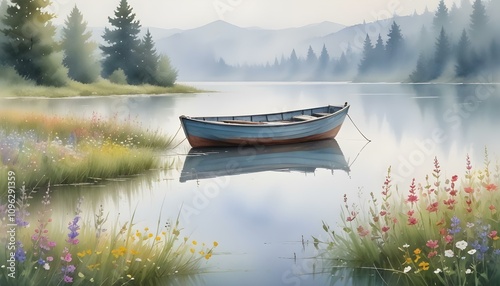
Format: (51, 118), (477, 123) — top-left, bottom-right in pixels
(179, 103), (349, 148)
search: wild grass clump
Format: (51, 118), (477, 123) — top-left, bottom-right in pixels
(319, 149), (500, 285)
(0, 76), (200, 98)
(0, 184), (218, 285)
(0, 111), (171, 194)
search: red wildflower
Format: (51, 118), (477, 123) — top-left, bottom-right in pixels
(408, 217), (418, 225)
(451, 175), (458, 182)
(427, 250), (438, 258)
(464, 186), (474, 194)
(449, 189), (458, 196)
(489, 231), (499, 240)
(426, 240), (439, 249)
(407, 210), (414, 216)
(426, 202), (439, 213)
(486, 183), (498, 192)
(444, 235), (453, 244)
(407, 194), (418, 204)
(380, 210), (387, 216)
(443, 198), (456, 210)
(357, 226), (369, 237)
(382, 226), (390, 233)
(490, 205), (496, 211)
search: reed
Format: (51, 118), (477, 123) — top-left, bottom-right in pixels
(318, 149), (500, 285)
(0, 111), (172, 195)
(0, 185), (218, 285)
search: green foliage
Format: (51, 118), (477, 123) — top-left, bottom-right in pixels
(61, 5), (100, 84)
(0, 0), (8, 64)
(100, 0), (142, 83)
(155, 55), (178, 87)
(137, 29), (160, 85)
(108, 68), (128, 85)
(409, 53), (431, 82)
(1, 0), (68, 86)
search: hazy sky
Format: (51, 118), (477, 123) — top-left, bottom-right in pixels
(49, 0), (460, 29)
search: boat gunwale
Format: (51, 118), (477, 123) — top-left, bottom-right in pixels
(179, 104), (349, 128)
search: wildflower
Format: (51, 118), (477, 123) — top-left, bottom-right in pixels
(427, 251), (437, 258)
(419, 261), (430, 271)
(403, 266), (411, 273)
(456, 240), (468, 250)
(381, 226), (390, 233)
(467, 222), (475, 228)
(465, 269), (473, 274)
(190, 248), (195, 254)
(488, 231), (499, 240)
(486, 183), (497, 191)
(155, 236), (161, 241)
(413, 248), (421, 255)
(444, 235), (453, 244)
(38, 258), (45, 265)
(408, 217), (418, 225)
(426, 202), (439, 213)
(43, 263), (50, 270)
(434, 268), (442, 274)
(357, 225), (369, 237)
(192, 240), (197, 245)
(451, 175), (458, 182)
(426, 240), (439, 249)
(380, 210), (387, 216)
(63, 275), (73, 283)
(468, 249), (477, 255)
(213, 241), (219, 247)
(403, 244), (409, 248)
(444, 250), (454, 257)
(464, 186), (474, 194)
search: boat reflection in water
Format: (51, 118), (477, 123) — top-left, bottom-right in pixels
(179, 139), (349, 182)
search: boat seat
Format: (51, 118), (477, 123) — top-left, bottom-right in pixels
(292, 115), (317, 121)
(313, 112), (331, 117)
(222, 120), (266, 125)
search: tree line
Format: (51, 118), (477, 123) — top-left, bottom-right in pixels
(0, 0), (177, 87)
(212, 0), (499, 82)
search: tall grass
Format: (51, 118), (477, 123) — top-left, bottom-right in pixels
(318, 150), (500, 285)
(0, 184), (218, 285)
(0, 66), (199, 98)
(0, 111), (173, 195)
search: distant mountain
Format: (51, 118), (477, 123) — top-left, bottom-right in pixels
(155, 20), (346, 79)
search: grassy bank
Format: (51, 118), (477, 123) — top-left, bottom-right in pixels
(0, 67), (199, 98)
(319, 150), (500, 285)
(0, 111), (172, 195)
(0, 185), (218, 285)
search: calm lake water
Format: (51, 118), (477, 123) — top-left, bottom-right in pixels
(1, 82), (500, 285)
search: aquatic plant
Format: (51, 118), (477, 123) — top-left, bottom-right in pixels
(319, 150), (500, 285)
(0, 111), (174, 195)
(0, 185), (218, 285)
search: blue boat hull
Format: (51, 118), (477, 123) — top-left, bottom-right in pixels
(179, 105), (349, 148)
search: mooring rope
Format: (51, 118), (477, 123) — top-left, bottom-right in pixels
(347, 113), (371, 142)
(169, 125), (187, 150)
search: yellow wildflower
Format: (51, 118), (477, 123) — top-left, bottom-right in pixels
(213, 241), (219, 247)
(155, 236), (161, 241)
(190, 248), (195, 254)
(205, 253), (212, 260)
(413, 248), (421, 255)
(419, 261), (430, 271)
(192, 240), (197, 245)
(148, 233), (153, 238)
(414, 254), (421, 263)
(199, 251), (205, 256)
(77, 251), (87, 258)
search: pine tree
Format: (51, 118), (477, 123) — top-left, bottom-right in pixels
(155, 55), (177, 87)
(137, 29), (159, 84)
(289, 49), (298, 66)
(335, 52), (348, 74)
(385, 21), (404, 63)
(432, 27), (450, 79)
(433, 0), (449, 33)
(318, 44), (330, 71)
(61, 5), (100, 83)
(305, 45), (317, 67)
(410, 53), (430, 82)
(0, 0), (7, 64)
(469, 0), (488, 41)
(373, 34), (385, 68)
(358, 34), (374, 74)
(2, 0), (68, 86)
(101, 0), (142, 83)
(455, 29), (474, 77)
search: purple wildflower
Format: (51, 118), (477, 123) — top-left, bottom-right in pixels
(14, 243), (26, 263)
(66, 216), (80, 245)
(63, 275), (73, 283)
(448, 216), (462, 234)
(37, 258), (45, 265)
